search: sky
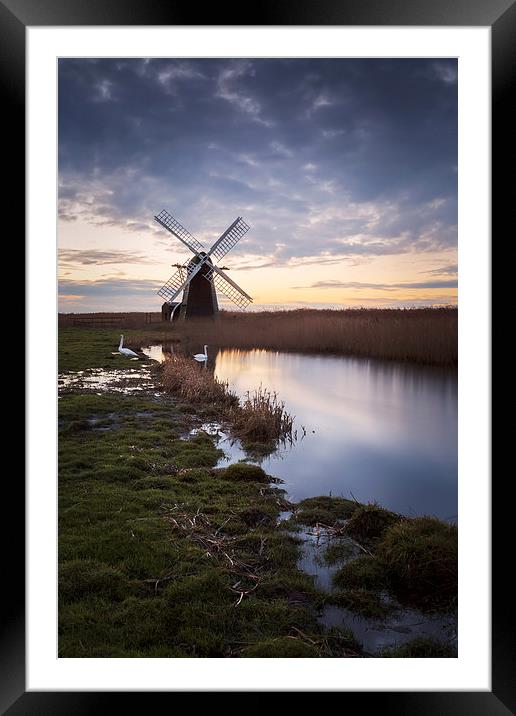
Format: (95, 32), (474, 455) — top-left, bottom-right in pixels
(58, 58), (458, 312)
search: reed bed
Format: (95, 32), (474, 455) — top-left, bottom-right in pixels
(231, 386), (295, 445)
(161, 354), (237, 406)
(161, 357), (295, 447)
(174, 307), (458, 366)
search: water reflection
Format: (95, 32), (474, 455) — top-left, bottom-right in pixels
(214, 349), (457, 521)
(142, 343), (176, 362)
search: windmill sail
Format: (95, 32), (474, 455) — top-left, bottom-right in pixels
(158, 261), (204, 302)
(154, 210), (206, 256)
(209, 217), (250, 262)
(207, 266), (253, 309)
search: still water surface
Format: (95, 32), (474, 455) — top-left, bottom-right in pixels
(143, 345), (457, 521)
(214, 349), (457, 521)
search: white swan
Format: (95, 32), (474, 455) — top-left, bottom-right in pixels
(118, 334), (139, 359)
(193, 345), (208, 363)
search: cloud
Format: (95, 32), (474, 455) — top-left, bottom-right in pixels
(295, 279), (458, 291)
(157, 62), (206, 86)
(432, 62), (458, 85)
(215, 61), (273, 127)
(59, 278), (162, 297)
(59, 249), (159, 266)
(94, 79), (114, 102)
(424, 263), (458, 276)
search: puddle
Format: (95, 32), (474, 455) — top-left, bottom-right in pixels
(298, 526), (457, 656)
(58, 367), (160, 395)
(141, 343), (176, 363)
(190, 422), (226, 438)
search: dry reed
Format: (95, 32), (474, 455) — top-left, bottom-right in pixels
(161, 354), (237, 406)
(231, 386), (295, 445)
(174, 307), (458, 366)
(161, 357), (294, 446)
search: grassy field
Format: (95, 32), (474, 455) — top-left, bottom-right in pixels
(60, 306), (457, 366)
(58, 327), (457, 657)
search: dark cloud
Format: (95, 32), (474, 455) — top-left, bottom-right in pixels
(59, 58), (457, 264)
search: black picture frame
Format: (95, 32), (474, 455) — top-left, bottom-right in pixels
(5, 0), (507, 710)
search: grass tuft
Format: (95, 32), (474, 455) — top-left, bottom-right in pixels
(333, 555), (387, 591)
(59, 560), (135, 603)
(293, 496), (357, 526)
(222, 463), (269, 483)
(377, 517), (457, 611)
(345, 503), (402, 544)
(231, 386), (294, 447)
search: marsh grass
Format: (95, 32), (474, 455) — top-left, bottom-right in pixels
(173, 307), (458, 366)
(231, 386), (294, 447)
(161, 354), (237, 406)
(58, 389), (327, 657)
(378, 517), (458, 610)
(330, 508), (458, 613)
(161, 357), (295, 448)
(292, 496), (357, 526)
(345, 503), (402, 545)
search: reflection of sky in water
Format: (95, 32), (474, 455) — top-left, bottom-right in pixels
(142, 344), (175, 362)
(214, 349), (457, 520)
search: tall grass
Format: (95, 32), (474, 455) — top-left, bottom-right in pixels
(173, 307), (457, 366)
(231, 386), (295, 445)
(161, 358), (294, 446)
(161, 355), (237, 406)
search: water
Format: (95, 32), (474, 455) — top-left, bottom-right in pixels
(297, 525), (457, 654)
(58, 366), (159, 394)
(213, 349), (457, 521)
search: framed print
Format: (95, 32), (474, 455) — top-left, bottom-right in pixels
(4, 0), (509, 709)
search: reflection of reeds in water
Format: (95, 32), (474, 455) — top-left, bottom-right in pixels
(161, 358), (294, 446)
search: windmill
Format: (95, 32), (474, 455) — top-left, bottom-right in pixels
(154, 210), (253, 320)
